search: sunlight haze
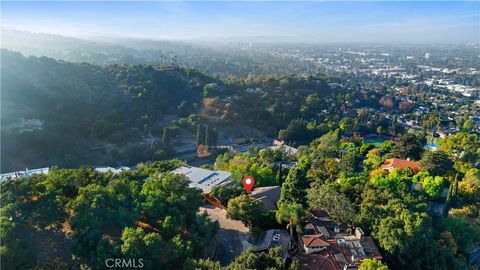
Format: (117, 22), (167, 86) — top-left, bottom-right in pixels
(2, 1), (479, 43)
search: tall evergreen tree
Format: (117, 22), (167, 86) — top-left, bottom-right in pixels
(278, 159), (310, 207)
(196, 124), (207, 145)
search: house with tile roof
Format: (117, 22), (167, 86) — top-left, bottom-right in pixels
(298, 210), (383, 270)
(302, 235), (330, 254)
(380, 158), (421, 174)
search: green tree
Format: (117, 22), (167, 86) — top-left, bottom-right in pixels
(413, 171), (444, 199)
(278, 119), (309, 142)
(203, 83), (217, 98)
(307, 183), (356, 223)
(441, 217), (480, 257)
(278, 161), (309, 207)
(311, 130), (339, 159)
(276, 203), (305, 236)
(225, 247), (297, 270)
(184, 258), (221, 270)
(458, 168), (480, 203)
(439, 132), (480, 172)
(358, 259), (388, 270)
(370, 168), (411, 191)
(392, 133), (426, 160)
(339, 148), (361, 174)
(121, 227), (165, 269)
(205, 126), (218, 146)
(196, 124), (207, 145)
(178, 100), (189, 117)
(422, 175), (444, 199)
(462, 119), (474, 132)
(140, 173), (202, 226)
(364, 148), (385, 172)
(162, 127), (172, 146)
(375, 206), (429, 255)
(420, 150), (453, 176)
(0, 208), (34, 270)
(226, 194), (263, 227)
(339, 117), (354, 135)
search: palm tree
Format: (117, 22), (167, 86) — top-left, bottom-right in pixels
(276, 203), (305, 236)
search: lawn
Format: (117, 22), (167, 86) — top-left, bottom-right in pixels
(364, 137), (386, 147)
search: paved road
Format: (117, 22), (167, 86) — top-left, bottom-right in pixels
(200, 205), (250, 266)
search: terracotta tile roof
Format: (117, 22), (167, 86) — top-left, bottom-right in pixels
(302, 236), (330, 248)
(381, 158), (421, 174)
(364, 237), (383, 260)
(298, 252), (342, 270)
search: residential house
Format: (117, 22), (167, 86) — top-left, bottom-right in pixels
(172, 165), (233, 194)
(380, 158), (421, 174)
(253, 229), (291, 260)
(250, 186), (281, 211)
(302, 235), (330, 254)
(171, 165), (234, 207)
(298, 211), (383, 270)
(297, 252), (342, 270)
(268, 139), (298, 157)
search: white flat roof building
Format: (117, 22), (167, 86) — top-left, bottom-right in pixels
(94, 166), (131, 174)
(171, 166), (232, 193)
(0, 167), (50, 181)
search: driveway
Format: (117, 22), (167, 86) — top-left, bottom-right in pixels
(200, 204), (250, 266)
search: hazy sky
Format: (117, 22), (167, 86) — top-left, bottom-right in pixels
(2, 1), (479, 43)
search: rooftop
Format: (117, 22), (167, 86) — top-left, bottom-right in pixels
(171, 166), (232, 193)
(0, 167), (50, 181)
(302, 236), (330, 248)
(250, 186), (281, 211)
(298, 252), (342, 270)
(300, 211), (383, 269)
(381, 158), (421, 174)
(253, 229), (290, 256)
(94, 166), (131, 174)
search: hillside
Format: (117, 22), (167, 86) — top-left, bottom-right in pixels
(1, 50), (209, 171)
(1, 29), (318, 77)
(1, 50), (337, 172)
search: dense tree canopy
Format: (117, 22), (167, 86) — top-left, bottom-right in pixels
(358, 259), (388, 270)
(225, 247), (298, 270)
(226, 194), (263, 227)
(307, 183), (356, 223)
(2, 45), (480, 270)
(0, 165), (219, 269)
(391, 133), (426, 160)
(420, 150), (454, 176)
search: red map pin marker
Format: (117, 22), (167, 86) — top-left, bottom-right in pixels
(242, 176), (255, 193)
